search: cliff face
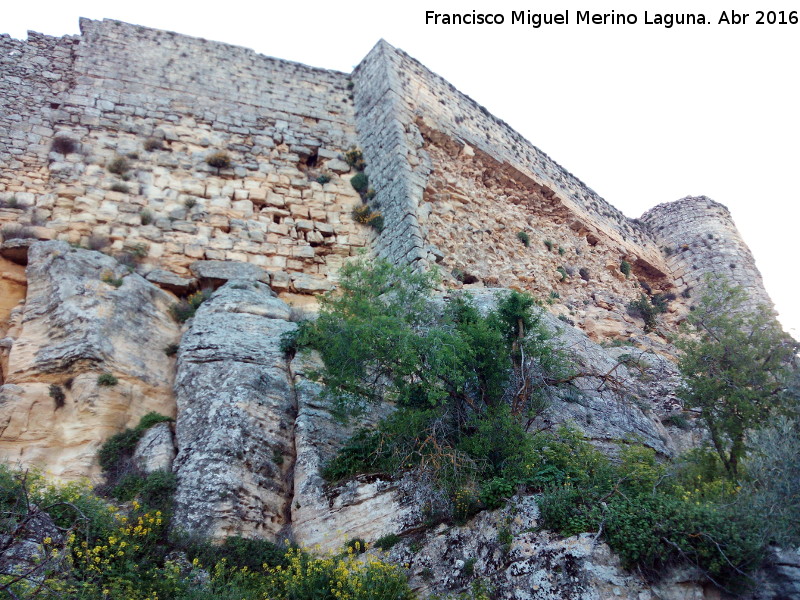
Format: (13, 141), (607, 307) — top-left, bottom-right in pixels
(0, 19), (788, 600)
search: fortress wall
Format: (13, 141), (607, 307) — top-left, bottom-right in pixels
(640, 196), (772, 309)
(0, 31), (79, 198)
(1, 22), (775, 319)
(353, 41), (669, 280)
(1, 20), (373, 295)
(351, 40), (427, 267)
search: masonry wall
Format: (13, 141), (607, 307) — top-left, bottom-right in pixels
(1, 22), (775, 323)
(1, 19), (374, 297)
(0, 31), (78, 197)
(352, 41), (668, 276)
(640, 196), (772, 310)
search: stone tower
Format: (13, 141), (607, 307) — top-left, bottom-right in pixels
(640, 196), (772, 310)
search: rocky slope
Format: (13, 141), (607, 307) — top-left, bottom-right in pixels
(0, 242), (795, 600)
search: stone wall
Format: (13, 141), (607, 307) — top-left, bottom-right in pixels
(352, 41), (667, 276)
(1, 21), (775, 320)
(0, 30), (78, 194)
(640, 196), (772, 310)
(1, 19), (374, 301)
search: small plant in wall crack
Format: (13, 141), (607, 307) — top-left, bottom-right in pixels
(97, 372), (119, 386)
(352, 204), (384, 232)
(206, 150), (232, 170)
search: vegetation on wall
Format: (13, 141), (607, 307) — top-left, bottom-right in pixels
(292, 259), (574, 519)
(293, 262), (799, 593)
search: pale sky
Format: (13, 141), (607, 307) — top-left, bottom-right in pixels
(5, 1), (798, 338)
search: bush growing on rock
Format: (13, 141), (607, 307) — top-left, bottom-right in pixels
(676, 277), (797, 477)
(51, 136), (79, 155)
(97, 372), (119, 386)
(170, 288), (212, 323)
(107, 156), (130, 175)
(0, 464), (414, 600)
(296, 260), (573, 519)
(350, 171), (369, 194)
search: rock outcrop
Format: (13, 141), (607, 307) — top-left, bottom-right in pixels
(291, 350), (419, 550)
(0, 19), (791, 600)
(0, 241), (179, 479)
(171, 280), (297, 539)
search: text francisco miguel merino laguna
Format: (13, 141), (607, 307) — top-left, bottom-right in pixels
(424, 9), (768, 28)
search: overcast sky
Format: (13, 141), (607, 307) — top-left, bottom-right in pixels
(5, 1), (798, 338)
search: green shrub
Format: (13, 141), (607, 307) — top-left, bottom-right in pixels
(98, 412), (173, 476)
(306, 262), (571, 521)
(516, 231), (530, 247)
(144, 137), (163, 151)
(627, 293), (665, 332)
(137, 411), (173, 430)
(316, 173), (332, 184)
(350, 172), (369, 194)
(183, 536), (289, 572)
(344, 147), (366, 170)
(0, 464), (413, 600)
(107, 156), (130, 175)
(352, 204), (384, 232)
(544, 239), (554, 251)
(128, 242), (149, 258)
(374, 533), (402, 551)
(111, 182), (129, 193)
(206, 151), (232, 170)
(663, 413), (691, 430)
(170, 288), (212, 322)
(101, 270), (124, 288)
(620, 260), (631, 277)
(556, 266), (568, 281)
(97, 372), (119, 386)
(345, 538), (368, 554)
(98, 427), (142, 473)
(51, 136), (79, 155)
(140, 209), (154, 225)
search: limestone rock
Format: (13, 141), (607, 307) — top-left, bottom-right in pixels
(752, 546), (800, 600)
(132, 421), (176, 473)
(0, 239), (35, 265)
(0, 241), (180, 479)
(171, 281), (296, 539)
(201, 280), (290, 321)
(324, 159), (351, 173)
(189, 260), (269, 288)
(290, 351), (415, 551)
(145, 269), (197, 295)
(290, 272), (333, 293)
(384, 495), (653, 600)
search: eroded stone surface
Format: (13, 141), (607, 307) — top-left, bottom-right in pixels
(132, 421), (176, 473)
(0, 241), (179, 479)
(290, 351), (415, 551)
(171, 281), (296, 539)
